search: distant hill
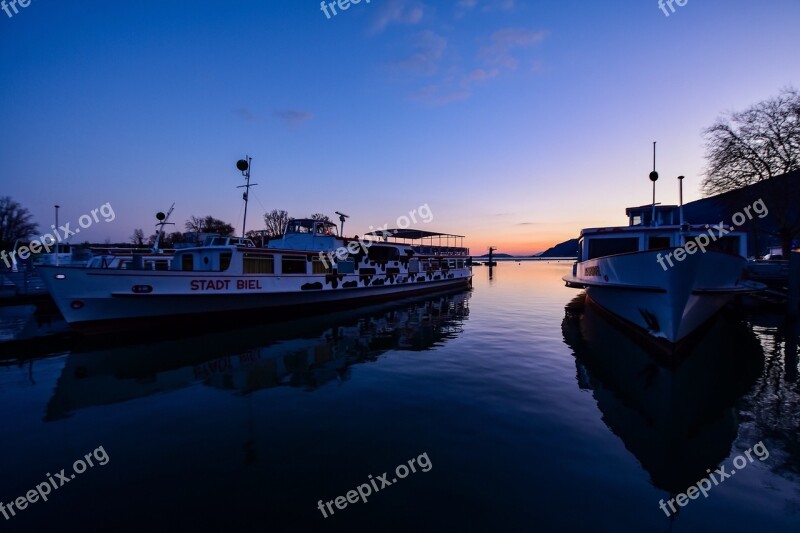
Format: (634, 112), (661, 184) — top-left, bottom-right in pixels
(477, 253), (514, 258)
(538, 239), (579, 258)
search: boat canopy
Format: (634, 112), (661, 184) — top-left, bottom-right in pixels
(364, 229), (468, 257)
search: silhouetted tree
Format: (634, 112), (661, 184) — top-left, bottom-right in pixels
(167, 231), (185, 245)
(185, 216), (235, 236)
(702, 87), (800, 256)
(310, 213), (332, 223)
(263, 209), (292, 238)
(0, 196), (38, 251)
(131, 229), (145, 246)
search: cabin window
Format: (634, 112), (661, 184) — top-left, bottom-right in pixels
(337, 259), (355, 274)
(243, 254), (274, 274)
(368, 246), (400, 262)
(311, 257), (330, 274)
(648, 236), (671, 250)
(704, 235), (741, 255)
(587, 238), (639, 260)
(282, 255), (307, 274)
(219, 252), (232, 272)
(409, 259), (420, 273)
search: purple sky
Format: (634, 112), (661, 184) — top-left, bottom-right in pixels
(1, 0), (798, 254)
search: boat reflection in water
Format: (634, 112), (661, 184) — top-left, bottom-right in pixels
(561, 294), (764, 494)
(45, 289), (470, 421)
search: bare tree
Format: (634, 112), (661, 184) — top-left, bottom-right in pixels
(263, 209), (292, 238)
(0, 197), (38, 251)
(131, 229), (145, 246)
(184, 216), (235, 236)
(702, 87), (800, 256)
(310, 213), (332, 223)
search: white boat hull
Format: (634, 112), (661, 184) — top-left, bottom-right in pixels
(563, 249), (760, 344)
(38, 266), (472, 329)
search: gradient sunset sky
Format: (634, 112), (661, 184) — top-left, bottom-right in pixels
(1, 0), (798, 255)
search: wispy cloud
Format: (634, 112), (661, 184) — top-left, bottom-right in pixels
(408, 82), (470, 106)
(478, 28), (546, 70)
(483, 0), (515, 12)
(233, 107), (258, 122)
(456, 0), (514, 17)
(273, 110), (314, 128)
(371, 0), (424, 33)
(389, 30), (447, 75)
(466, 68), (499, 82)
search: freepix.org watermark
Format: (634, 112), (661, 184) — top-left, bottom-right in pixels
(1, 445), (110, 521)
(658, 0), (688, 17)
(320, 0), (371, 20)
(1, 0), (34, 19)
(316, 452), (432, 519)
(0, 202), (116, 268)
(656, 198), (768, 271)
(318, 203), (433, 269)
(658, 441), (769, 517)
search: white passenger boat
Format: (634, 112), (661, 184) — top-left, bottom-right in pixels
(38, 220), (471, 331)
(563, 172), (763, 348)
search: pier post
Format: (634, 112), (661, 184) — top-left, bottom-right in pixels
(789, 251), (800, 319)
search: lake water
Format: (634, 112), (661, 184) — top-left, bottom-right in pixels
(1, 261), (798, 532)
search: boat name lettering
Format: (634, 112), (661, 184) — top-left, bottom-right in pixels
(585, 265), (601, 277)
(190, 279), (263, 291)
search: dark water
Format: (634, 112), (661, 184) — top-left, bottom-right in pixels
(1, 262), (798, 532)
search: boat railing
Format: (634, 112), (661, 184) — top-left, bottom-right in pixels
(412, 246), (470, 257)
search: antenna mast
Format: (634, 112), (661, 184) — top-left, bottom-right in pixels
(648, 142), (659, 227)
(153, 203), (175, 253)
(236, 156), (258, 237)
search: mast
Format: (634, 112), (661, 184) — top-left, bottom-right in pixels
(236, 156), (258, 237)
(152, 203), (175, 253)
(649, 142), (659, 227)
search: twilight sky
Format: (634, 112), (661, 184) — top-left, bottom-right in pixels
(1, 0), (798, 255)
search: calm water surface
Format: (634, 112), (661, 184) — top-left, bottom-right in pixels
(1, 262), (798, 532)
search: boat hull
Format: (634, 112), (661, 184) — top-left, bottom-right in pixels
(38, 266), (472, 331)
(563, 249), (760, 344)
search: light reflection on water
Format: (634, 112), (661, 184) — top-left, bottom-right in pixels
(0, 261), (797, 531)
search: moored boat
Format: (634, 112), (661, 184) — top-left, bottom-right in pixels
(39, 220), (471, 331)
(563, 168), (764, 348)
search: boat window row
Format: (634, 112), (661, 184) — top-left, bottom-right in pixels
(582, 234), (743, 260)
(173, 251), (466, 274)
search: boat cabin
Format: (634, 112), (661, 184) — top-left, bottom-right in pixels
(268, 219), (342, 252)
(577, 206), (747, 262)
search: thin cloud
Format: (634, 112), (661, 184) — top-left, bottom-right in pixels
(233, 108), (258, 122)
(389, 30), (447, 75)
(408, 83), (470, 106)
(467, 68), (499, 82)
(273, 110), (314, 128)
(478, 28), (546, 70)
(456, 0), (514, 17)
(371, 0), (424, 33)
